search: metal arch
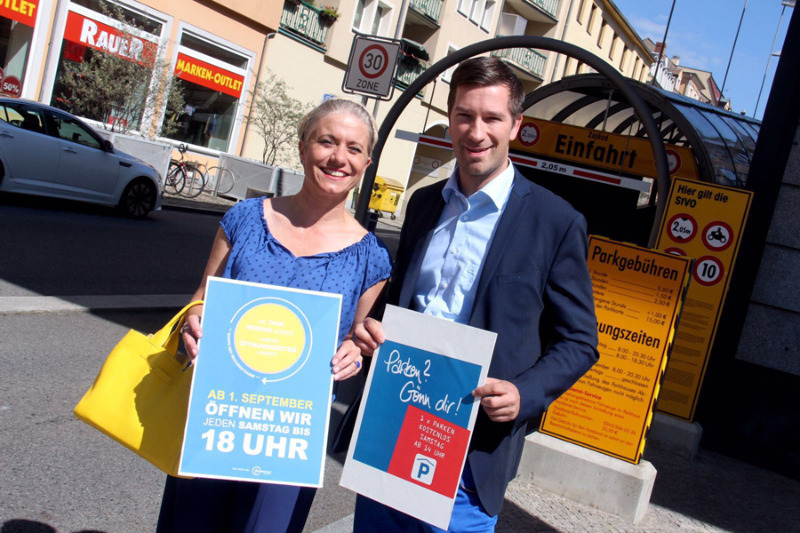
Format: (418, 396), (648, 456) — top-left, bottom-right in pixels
(355, 36), (670, 248)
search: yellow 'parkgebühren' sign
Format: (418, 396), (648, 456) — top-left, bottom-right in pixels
(540, 237), (690, 463)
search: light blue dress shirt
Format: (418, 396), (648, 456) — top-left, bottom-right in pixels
(411, 162), (516, 324)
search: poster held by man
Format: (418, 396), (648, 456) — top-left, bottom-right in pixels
(341, 305), (495, 529)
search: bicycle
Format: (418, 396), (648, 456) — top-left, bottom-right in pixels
(168, 144), (207, 199)
(206, 164), (236, 196)
(164, 162), (185, 194)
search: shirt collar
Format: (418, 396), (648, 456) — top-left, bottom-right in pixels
(442, 160), (516, 211)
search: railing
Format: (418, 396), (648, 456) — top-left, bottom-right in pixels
(524, 0), (560, 19)
(409, 0), (444, 23)
(395, 59), (427, 88)
(280, 1), (330, 48)
(492, 44), (547, 79)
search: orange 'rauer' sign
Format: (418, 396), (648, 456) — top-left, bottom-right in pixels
(540, 236), (690, 464)
(174, 53), (244, 99)
(655, 179), (753, 421)
(510, 118), (699, 181)
(0, 0), (38, 27)
(63, 10), (159, 65)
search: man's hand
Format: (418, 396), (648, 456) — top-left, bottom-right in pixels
(472, 378), (520, 422)
(350, 317), (385, 357)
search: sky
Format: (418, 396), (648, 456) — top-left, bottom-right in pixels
(611, 0), (794, 120)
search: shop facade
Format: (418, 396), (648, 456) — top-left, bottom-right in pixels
(1, 0), (280, 157)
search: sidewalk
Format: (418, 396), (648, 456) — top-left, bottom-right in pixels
(19, 194), (797, 531)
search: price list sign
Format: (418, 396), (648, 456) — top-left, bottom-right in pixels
(655, 178), (752, 421)
(540, 236), (690, 463)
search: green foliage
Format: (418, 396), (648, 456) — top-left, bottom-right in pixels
(57, 3), (183, 137)
(247, 70), (313, 169)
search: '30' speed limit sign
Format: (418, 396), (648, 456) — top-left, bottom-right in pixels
(343, 36), (401, 100)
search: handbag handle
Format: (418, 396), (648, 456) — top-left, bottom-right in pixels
(150, 300), (204, 355)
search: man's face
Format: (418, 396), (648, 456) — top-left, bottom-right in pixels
(448, 84), (522, 196)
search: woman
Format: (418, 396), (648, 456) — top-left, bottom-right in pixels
(156, 99), (392, 533)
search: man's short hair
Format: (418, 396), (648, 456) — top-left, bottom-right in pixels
(447, 56), (525, 118)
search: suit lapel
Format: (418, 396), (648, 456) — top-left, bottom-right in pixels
(471, 173), (533, 316)
(398, 186), (446, 308)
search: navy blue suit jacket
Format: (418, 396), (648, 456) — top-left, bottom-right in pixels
(387, 169), (599, 516)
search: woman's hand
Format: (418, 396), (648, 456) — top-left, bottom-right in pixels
(181, 313), (203, 362)
(331, 339), (363, 381)
(350, 317), (385, 357)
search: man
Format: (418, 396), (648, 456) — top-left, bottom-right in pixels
(352, 57), (599, 532)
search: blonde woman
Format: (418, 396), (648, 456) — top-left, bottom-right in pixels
(157, 99), (392, 533)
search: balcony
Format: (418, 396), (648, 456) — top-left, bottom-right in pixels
(279, 1), (330, 51)
(525, 0), (559, 19)
(395, 59), (427, 89)
(492, 44), (547, 80)
(407, 0), (444, 27)
(504, 0), (560, 24)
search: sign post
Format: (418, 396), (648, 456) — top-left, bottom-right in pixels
(342, 35), (401, 101)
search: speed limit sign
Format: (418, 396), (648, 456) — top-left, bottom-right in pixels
(343, 35), (401, 100)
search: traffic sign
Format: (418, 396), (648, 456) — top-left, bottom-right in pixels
(343, 35), (401, 100)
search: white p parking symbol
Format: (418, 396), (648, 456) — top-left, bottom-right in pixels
(412, 454), (436, 485)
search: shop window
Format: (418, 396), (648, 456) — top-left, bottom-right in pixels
(48, 5), (163, 130)
(163, 33), (248, 152)
(0, 4), (37, 97)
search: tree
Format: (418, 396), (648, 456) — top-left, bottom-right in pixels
(57, 3), (183, 138)
(247, 70), (313, 169)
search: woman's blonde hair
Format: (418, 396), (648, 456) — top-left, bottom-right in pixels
(297, 98), (378, 155)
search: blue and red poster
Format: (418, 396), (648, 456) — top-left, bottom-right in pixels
(340, 306), (495, 529)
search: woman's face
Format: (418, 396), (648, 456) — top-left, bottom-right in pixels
(299, 112), (372, 198)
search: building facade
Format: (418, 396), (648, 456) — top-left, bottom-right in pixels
(0, 0), (654, 211)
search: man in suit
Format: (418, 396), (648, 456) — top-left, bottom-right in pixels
(352, 56), (599, 532)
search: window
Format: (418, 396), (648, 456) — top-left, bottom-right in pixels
(621, 47), (629, 71)
(0, 16), (34, 94)
(50, 112), (103, 149)
(587, 4), (597, 34)
(3, 103), (45, 134)
(352, 0), (393, 36)
(563, 57), (573, 77)
(442, 45), (459, 83)
(163, 31), (249, 152)
(49, 5), (164, 130)
(458, 0), (495, 32)
(576, 0), (586, 24)
(597, 18), (606, 47)
(609, 35), (618, 59)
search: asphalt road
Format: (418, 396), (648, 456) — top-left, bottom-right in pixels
(0, 194), (398, 533)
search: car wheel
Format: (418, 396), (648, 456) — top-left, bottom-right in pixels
(119, 178), (156, 218)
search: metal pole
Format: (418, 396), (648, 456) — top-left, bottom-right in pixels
(754, 4), (788, 118)
(354, 37), (671, 248)
(721, 0), (749, 96)
(651, 0), (677, 87)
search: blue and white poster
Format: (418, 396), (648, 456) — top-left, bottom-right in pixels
(340, 305), (496, 529)
(178, 276), (342, 487)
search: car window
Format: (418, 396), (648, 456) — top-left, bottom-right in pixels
(0, 104), (9, 123)
(2, 104), (47, 135)
(49, 112), (102, 150)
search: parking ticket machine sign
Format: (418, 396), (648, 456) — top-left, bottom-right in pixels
(343, 35), (401, 100)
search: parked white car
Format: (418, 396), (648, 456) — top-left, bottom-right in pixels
(0, 97), (162, 217)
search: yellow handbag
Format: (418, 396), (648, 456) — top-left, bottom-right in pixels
(74, 301), (203, 477)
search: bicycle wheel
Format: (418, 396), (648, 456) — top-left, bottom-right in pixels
(164, 162), (185, 194)
(181, 165), (206, 198)
(208, 166), (235, 195)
